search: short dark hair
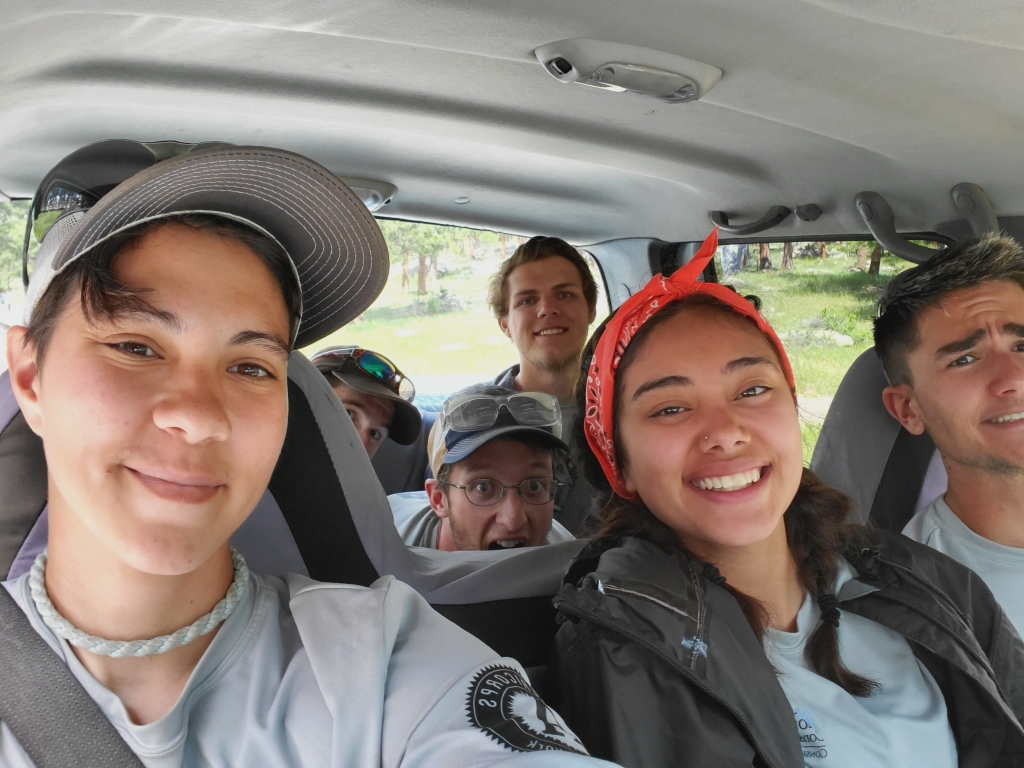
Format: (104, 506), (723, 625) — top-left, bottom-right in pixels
(486, 236), (599, 320)
(873, 235), (1024, 386)
(25, 214), (302, 369)
(436, 433), (556, 499)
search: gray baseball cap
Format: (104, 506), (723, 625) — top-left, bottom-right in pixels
(312, 345), (423, 445)
(23, 140), (389, 348)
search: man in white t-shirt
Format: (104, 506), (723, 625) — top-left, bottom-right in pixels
(392, 385), (575, 551)
(875, 234), (1024, 633)
(0, 141), (607, 767)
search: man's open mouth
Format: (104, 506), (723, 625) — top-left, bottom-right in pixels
(488, 540), (527, 550)
(535, 327), (567, 336)
(691, 466), (767, 492)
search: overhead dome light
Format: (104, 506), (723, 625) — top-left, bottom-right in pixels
(454, 196), (470, 204)
(339, 177), (397, 212)
(582, 63), (699, 103)
(534, 39), (722, 104)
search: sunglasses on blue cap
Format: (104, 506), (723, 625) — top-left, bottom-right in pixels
(442, 392), (561, 438)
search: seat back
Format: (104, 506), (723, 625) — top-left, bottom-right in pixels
(0, 354), (582, 668)
(810, 348), (944, 531)
(371, 410), (440, 494)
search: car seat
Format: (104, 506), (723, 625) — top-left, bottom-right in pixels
(371, 410), (440, 494)
(810, 348), (946, 532)
(0, 353), (585, 671)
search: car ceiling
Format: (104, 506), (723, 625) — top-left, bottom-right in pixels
(1, 0), (1022, 245)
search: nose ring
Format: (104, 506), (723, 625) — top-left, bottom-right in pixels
(704, 436), (709, 441)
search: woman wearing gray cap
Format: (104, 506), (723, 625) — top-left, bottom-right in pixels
(0, 141), (608, 768)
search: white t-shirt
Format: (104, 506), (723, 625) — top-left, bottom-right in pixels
(389, 491), (575, 549)
(1, 571), (609, 768)
(903, 494), (1024, 635)
(763, 559), (957, 768)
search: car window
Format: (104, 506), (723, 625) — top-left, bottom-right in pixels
(0, 196), (929, 465)
(0, 199), (29, 338)
(713, 240), (927, 462)
(304, 220), (610, 409)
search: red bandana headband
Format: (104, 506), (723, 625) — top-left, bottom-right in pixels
(583, 228), (796, 500)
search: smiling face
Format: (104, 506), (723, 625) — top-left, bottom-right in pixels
(884, 280), (1024, 475)
(498, 256), (596, 373)
(616, 307), (803, 556)
(9, 223), (292, 575)
(428, 438), (555, 551)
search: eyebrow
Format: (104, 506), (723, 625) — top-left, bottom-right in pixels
(512, 282), (579, 298)
(723, 356), (779, 374)
(935, 324), (1024, 359)
(632, 375), (693, 400)
(230, 330), (291, 361)
(109, 302), (183, 333)
(631, 357), (778, 401)
(935, 329), (986, 358)
(109, 300), (289, 361)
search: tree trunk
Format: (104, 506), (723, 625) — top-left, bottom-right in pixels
(856, 246), (868, 271)
(758, 243), (773, 271)
(401, 252), (410, 292)
(501, 233), (508, 259)
(739, 244), (749, 270)
(819, 242), (828, 259)
(868, 243), (883, 275)
(429, 252), (439, 286)
(782, 242), (794, 270)
(417, 252), (428, 294)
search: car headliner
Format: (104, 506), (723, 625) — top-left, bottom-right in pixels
(0, 0), (1020, 245)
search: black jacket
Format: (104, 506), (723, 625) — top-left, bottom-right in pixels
(547, 530), (1024, 768)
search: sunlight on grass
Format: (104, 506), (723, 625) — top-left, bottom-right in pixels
(311, 306), (520, 378)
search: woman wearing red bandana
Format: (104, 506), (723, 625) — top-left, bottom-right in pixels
(545, 230), (1024, 768)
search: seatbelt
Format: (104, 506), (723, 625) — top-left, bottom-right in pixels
(0, 587), (144, 767)
(869, 427), (937, 533)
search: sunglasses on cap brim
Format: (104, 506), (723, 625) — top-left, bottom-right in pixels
(442, 392), (561, 438)
(22, 140), (230, 287)
(312, 347), (415, 402)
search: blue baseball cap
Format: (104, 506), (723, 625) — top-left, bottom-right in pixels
(428, 385), (567, 476)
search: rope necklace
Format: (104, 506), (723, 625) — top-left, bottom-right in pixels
(29, 548), (249, 658)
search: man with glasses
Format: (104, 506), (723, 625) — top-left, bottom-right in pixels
(390, 385), (574, 550)
(311, 345), (422, 459)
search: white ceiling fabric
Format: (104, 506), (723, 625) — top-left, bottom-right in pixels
(1, 0), (1021, 243)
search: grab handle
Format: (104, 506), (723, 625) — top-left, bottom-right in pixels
(710, 206), (792, 236)
(854, 192), (937, 264)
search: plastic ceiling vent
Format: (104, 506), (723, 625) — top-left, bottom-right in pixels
(533, 39), (722, 104)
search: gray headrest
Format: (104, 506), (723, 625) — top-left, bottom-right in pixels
(810, 347), (943, 529)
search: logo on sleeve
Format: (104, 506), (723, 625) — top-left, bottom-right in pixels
(793, 708), (828, 761)
(466, 665), (587, 754)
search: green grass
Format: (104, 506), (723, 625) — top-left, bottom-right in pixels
(311, 305), (520, 377)
(722, 252), (907, 398)
(801, 421), (823, 466)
